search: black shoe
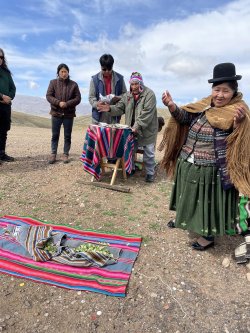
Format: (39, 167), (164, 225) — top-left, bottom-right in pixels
(145, 174), (154, 182)
(0, 153), (14, 162)
(192, 236), (214, 251)
(167, 219), (176, 228)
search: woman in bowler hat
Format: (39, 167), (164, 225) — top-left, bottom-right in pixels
(159, 63), (250, 250)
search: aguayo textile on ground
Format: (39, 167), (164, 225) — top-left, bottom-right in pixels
(0, 215), (142, 297)
(81, 124), (134, 179)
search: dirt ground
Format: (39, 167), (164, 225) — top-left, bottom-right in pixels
(0, 124), (250, 333)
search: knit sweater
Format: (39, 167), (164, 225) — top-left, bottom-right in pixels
(172, 107), (234, 189)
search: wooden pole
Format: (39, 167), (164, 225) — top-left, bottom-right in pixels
(77, 180), (131, 193)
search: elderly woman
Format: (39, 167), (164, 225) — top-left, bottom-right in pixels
(46, 63), (81, 164)
(159, 63), (250, 250)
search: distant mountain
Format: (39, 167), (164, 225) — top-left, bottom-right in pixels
(12, 95), (91, 118)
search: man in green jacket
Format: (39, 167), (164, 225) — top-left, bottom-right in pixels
(0, 48), (16, 163)
(99, 72), (158, 182)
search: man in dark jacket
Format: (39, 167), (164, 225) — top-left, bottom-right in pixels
(89, 54), (127, 124)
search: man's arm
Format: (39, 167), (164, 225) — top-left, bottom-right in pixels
(88, 79), (98, 109)
(133, 91), (157, 131)
(98, 95), (126, 117)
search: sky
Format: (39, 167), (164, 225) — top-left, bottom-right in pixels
(1, 0), (250, 108)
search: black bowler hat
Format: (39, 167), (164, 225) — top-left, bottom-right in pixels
(208, 62), (242, 83)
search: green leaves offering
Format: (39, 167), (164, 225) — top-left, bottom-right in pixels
(75, 243), (113, 258)
(44, 240), (58, 255)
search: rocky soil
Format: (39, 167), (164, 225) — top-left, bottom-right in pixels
(0, 125), (249, 333)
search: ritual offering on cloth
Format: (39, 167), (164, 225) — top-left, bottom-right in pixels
(0, 215), (142, 297)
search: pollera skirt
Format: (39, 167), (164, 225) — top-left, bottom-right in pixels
(169, 158), (239, 236)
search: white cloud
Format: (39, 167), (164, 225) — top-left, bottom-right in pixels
(41, 0), (64, 16)
(88, 0), (153, 14)
(28, 81), (40, 90)
(2, 0), (250, 105)
(21, 34), (27, 41)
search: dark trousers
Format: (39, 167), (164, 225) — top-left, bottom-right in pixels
(0, 107), (11, 154)
(51, 116), (74, 155)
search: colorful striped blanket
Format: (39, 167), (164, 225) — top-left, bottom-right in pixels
(81, 124), (134, 179)
(0, 215), (142, 297)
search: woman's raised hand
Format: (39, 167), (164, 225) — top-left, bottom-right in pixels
(162, 90), (176, 112)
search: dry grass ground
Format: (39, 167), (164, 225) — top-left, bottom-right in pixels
(0, 113), (249, 333)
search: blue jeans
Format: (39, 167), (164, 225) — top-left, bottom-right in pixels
(51, 116), (74, 155)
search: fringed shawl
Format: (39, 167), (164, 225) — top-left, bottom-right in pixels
(158, 93), (250, 196)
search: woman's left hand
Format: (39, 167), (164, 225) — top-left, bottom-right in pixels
(233, 104), (247, 128)
(2, 94), (11, 104)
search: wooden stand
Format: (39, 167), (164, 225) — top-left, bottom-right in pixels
(91, 158), (127, 185)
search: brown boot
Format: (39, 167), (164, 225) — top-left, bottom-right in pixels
(62, 154), (69, 164)
(49, 154), (56, 164)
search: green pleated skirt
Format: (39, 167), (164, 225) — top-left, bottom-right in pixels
(169, 159), (239, 236)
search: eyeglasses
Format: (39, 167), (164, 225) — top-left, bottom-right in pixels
(0, 56), (4, 59)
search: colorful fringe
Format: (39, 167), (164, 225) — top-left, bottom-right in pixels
(0, 215), (142, 297)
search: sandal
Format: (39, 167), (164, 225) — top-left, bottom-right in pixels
(192, 236), (214, 251)
(167, 219), (176, 228)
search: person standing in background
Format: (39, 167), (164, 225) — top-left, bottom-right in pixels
(0, 48), (16, 163)
(89, 54), (127, 124)
(46, 63), (81, 164)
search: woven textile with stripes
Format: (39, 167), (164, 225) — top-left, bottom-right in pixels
(0, 215), (142, 297)
(81, 124), (134, 179)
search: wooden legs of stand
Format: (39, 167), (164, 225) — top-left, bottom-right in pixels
(121, 158), (127, 180)
(91, 158), (127, 185)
